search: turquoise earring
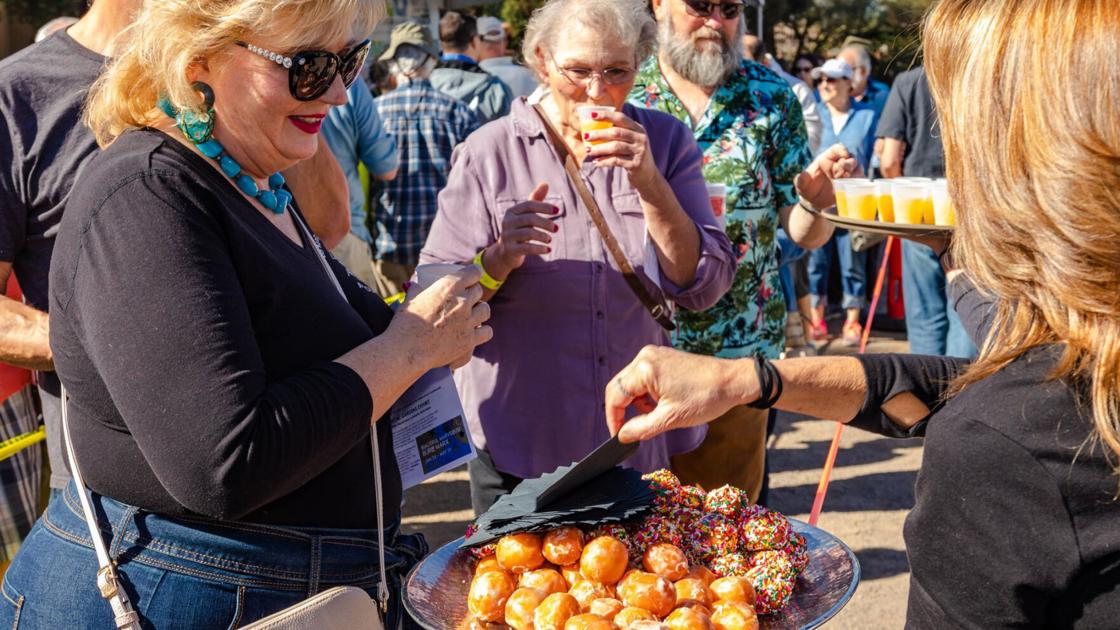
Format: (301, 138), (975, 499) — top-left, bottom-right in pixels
(157, 82), (290, 214)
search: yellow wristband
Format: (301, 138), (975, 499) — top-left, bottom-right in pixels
(473, 250), (504, 291)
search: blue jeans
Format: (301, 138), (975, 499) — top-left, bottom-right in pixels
(0, 482), (427, 629)
(777, 229), (807, 312)
(902, 240), (976, 358)
(808, 229), (867, 310)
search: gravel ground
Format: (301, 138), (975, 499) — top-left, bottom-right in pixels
(402, 322), (917, 629)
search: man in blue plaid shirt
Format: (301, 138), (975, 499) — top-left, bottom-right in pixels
(372, 23), (479, 296)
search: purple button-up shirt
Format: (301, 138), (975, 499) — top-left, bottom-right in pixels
(420, 98), (735, 479)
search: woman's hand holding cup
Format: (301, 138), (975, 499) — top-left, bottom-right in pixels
(394, 266), (493, 370)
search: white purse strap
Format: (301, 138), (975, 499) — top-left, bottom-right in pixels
(292, 211), (391, 614)
(60, 385), (142, 630)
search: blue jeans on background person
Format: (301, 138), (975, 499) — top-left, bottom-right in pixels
(777, 229), (807, 312)
(902, 240), (977, 358)
(808, 229), (867, 310)
(0, 482), (426, 629)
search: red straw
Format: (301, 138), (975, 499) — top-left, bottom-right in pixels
(808, 236), (896, 526)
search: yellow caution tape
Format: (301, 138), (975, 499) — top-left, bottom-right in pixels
(0, 426), (45, 462)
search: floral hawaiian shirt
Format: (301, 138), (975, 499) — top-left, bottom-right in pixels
(630, 59), (812, 359)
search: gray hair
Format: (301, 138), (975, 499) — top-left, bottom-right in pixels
(388, 44), (436, 81)
(521, 0), (657, 80)
(840, 44), (872, 71)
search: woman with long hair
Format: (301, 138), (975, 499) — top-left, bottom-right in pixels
(605, 0), (1120, 625)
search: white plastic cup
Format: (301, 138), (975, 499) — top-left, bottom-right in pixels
(576, 105), (615, 149)
(930, 179), (955, 226)
(414, 263), (467, 290)
(890, 180), (933, 224)
(706, 183), (727, 228)
(844, 180), (879, 221)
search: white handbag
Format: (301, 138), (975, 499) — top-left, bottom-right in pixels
(63, 211), (391, 629)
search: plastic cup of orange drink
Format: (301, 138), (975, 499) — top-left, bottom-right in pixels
(931, 179), (956, 226)
(577, 105), (615, 150)
(845, 180), (879, 221)
(890, 180), (933, 224)
(831, 179), (851, 217)
(875, 180), (895, 222)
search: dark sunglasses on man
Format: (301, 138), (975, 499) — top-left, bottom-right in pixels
(682, 0), (746, 20)
(236, 39), (372, 101)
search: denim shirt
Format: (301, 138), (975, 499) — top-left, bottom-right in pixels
(818, 97), (878, 171)
(321, 79), (399, 244)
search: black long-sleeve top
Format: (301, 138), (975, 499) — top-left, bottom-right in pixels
(853, 350), (1120, 628)
(49, 129), (401, 528)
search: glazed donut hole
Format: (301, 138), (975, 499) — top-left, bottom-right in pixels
(580, 536), (630, 585)
(497, 532), (546, 574)
(617, 571), (676, 619)
(708, 577), (756, 607)
(543, 526), (586, 566)
(613, 606), (658, 626)
(469, 569), (518, 623)
(664, 607), (714, 630)
(570, 579), (615, 611)
(642, 544), (689, 582)
(710, 601), (758, 630)
(520, 568), (570, 596)
(505, 587), (548, 630)
(673, 578), (714, 608)
(533, 592), (582, 630)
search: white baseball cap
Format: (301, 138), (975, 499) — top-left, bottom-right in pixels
(476, 16), (505, 42)
(811, 58), (854, 81)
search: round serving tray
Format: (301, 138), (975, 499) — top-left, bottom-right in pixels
(404, 518), (860, 630)
(821, 213), (955, 238)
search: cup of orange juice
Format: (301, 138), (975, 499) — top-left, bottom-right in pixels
(845, 180), (878, 221)
(874, 180), (894, 222)
(831, 179), (851, 217)
(931, 179), (956, 226)
(577, 105), (615, 149)
(891, 180), (932, 224)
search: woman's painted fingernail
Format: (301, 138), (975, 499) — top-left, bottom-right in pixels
(552, 224), (559, 232)
(552, 206), (560, 213)
(584, 133), (590, 139)
(590, 112), (599, 119)
(546, 247), (552, 253)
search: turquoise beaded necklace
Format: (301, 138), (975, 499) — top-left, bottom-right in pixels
(158, 86), (290, 214)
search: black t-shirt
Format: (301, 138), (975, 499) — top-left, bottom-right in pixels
(49, 128), (402, 528)
(874, 67), (945, 178)
(0, 29), (104, 311)
(852, 350), (1120, 627)
(0, 29), (106, 488)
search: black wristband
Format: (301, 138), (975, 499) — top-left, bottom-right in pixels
(747, 356), (784, 409)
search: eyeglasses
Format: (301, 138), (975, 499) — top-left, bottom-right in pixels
(551, 54), (636, 87)
(818, 76), (846, 85)
(682, 0), (746, 20)
(795, 65), (814, 73)
(236, 39), (371, 102)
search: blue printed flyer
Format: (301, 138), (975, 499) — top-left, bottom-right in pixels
(389, 366), (476, 488)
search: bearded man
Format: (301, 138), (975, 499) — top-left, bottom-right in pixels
(630, 0), (835, 502)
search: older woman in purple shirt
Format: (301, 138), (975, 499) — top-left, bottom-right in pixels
(420, 0), (736, 513)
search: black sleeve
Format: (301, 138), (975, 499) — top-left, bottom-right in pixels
(66, 173), (375, 519)
(874, 74), (910, 141)
(849, 353), (968, 438)
(948, 272), (997, 348)
(0, 111), (25, 263)
(905, 417), (1077, 627)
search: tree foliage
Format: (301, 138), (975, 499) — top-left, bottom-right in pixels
(494, 0), (931, 80)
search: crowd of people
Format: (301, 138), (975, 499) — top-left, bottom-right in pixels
(0, 0), (1116, 627)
